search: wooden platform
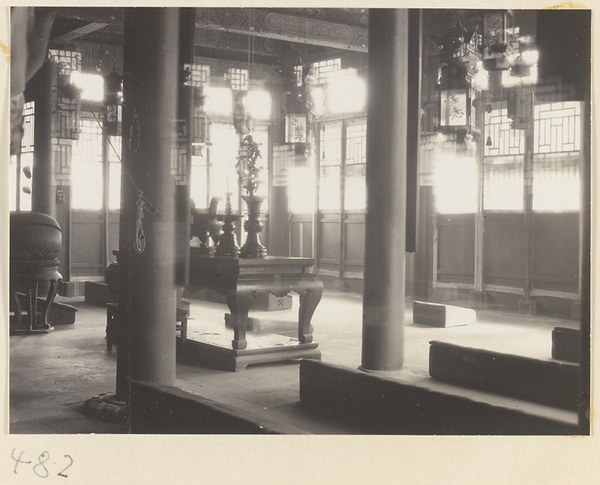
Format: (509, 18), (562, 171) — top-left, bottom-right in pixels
(178, 319), (320, 371)
(429, 340), (579, 410)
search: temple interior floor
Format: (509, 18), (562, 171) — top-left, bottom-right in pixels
(9, 290), (579, 434)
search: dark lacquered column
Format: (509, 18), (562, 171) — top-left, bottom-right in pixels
(31, 60), (57, 218)
(361, 9), (410, 371)
(116, 8), (180, 400)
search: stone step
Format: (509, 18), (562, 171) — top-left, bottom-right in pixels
(131, 380), (308, 434)
(299, 359), (579, 435)
(413, 300), (476, 327)
(429, 340), (579, 410)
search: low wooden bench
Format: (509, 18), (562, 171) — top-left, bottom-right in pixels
(551, 327), (580, 363)
(413, 301), (475, 327)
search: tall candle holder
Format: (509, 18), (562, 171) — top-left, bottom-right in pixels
(236, 134), (268, 258)
(215, 193), (240, 258)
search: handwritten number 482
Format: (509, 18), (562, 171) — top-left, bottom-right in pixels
(11, 449), (74, 478)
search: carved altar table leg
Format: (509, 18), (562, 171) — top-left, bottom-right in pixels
(10, 286), (23, 334)
(297, 276), (324, 344)
(26, 282), (39, 332)
(225, 292), (252, 350)
(41, 278), (60, 330)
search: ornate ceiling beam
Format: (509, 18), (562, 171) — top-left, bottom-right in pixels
(196, 8), (368, 53)
(51, 22), (110, 46)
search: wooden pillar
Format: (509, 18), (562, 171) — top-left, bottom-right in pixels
(31, 60), (57, 218)
(175, 7), (195, 288)
(405, 9), (421, 253)
(361, 9), (409, 371)
(116, 8), (180, 399)
(520, 89), (536, 314)
(102, 132), (110, 269)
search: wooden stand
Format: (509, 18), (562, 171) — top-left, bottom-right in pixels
(187, 255), (323, 371)
(10, 273), (61, 335)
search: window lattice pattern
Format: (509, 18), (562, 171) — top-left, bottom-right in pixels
(534, 102), (581, 154)
(485, 101), (582, 157)
(345, 119), (367, 165)
(48, 49), (81, 76)
(184, 64), (210, 87)
(227, 68), (248, 91)
(485, 104), (526, 156)
(311, 58), (341, 84)
(483, 101), (583, 211)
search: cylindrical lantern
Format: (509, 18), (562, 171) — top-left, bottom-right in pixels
(104, 70), (122, 136)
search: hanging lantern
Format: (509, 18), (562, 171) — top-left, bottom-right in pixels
(183, 63), (211, 154)
(49, 49), (82, 140)
(104, 70), (122, 136)
(439, 88), (470, 129)
(284, 62), (312, 145)
(436, 22), (481, 136)
(285, 113), (307, 143)
(482, 11), (516, 71)
(507, 90), (534, 129)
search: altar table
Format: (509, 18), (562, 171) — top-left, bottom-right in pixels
(186, 253), (323, 371)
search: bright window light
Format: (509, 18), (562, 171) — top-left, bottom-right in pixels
(309, 86), (326, 116)
(71, 71), (104, 102)
(244, 90), (272, 120)
(484, 168), (524, 211)
(327, 70), (366, 114)
(289, 166), (315, 214)
(533, 167), (580, 211)
(204, 87), (233, 116)
(473, 61), (489, 90)
(521, 49), (539, 65)
(434, 154), (478, 214)
(72, 161), (103, 210)
(503, 65), (538, 88)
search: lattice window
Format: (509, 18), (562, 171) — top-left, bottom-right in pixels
(484, 103), (526, 156)
(534, 102), (581, 154)
(311, 58), (341, 84)
(48, 49), (81, 76)
(183, 64), (210, 87)
(483, 100), (582, 211)
(227, 68), (248, 91)
(345, 120), (367, 165)
(344, 119), (367, 210)
(319, 122), (342, 211)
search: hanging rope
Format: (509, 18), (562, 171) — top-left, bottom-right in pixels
(84, 99), (160, 254)
(134, 191), (146, 253)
